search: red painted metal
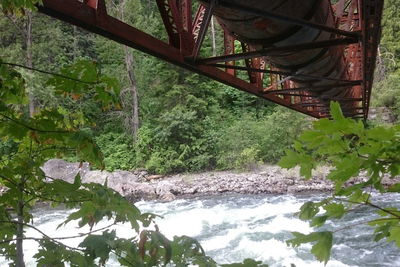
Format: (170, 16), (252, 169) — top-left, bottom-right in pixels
(191, 1), (215, 60)
(192, 4), (206, 42)
(156, 0), (180, 48)
(37, 0), (383, 119)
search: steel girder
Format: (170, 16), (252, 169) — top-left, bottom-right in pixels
(37, 0), (383, 119)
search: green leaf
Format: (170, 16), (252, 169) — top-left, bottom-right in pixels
(34, 239), (95, 267)
(79, 230), (116, 263)
(299, 201), (320, 221)
(287, 231), (333, 264)
(278, 149), (300, 169)
(310, 232), (333, 264)
(327, 156), (362, 190)
(387, 226), (400, 247)
(348, 189), (370, 203)
(329, 101), (344, 121)
(311, 216), (328, 227)
(388, 183), (400, 192)
(278, 150), (314, 179)
(323, 203), (345, 219)
(299, 161), (313, 179)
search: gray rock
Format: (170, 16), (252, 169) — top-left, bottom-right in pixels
(82, 170), (110, 185)
(160, 192), (176, 202)
(41, 159), (89, 183)
(146, 175), (164, 181)
(41, 160), (400, 203)
(124, 182), (157, 200)
(0, 186), (7, 194)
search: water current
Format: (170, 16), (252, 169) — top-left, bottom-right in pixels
(2, 193), (400, 266)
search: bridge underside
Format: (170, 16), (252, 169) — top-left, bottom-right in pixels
(38, 0), (383, 119)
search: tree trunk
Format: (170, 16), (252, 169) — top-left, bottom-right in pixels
(26, 11), (35, 117)
(210, 16), (217, 57)
(16, 198), (25, 267)
(123, 46), (139, 140)
(73, 26), (79, 61)
(119, 0), (139, 140)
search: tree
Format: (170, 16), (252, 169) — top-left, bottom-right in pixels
(380, 0), (400, 64)
(107, 0), (141, 140)
(0, 59), (223, 266)
(279, 102), (400, 264)
(372, 0), (400, 121)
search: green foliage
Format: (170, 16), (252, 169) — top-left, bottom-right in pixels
(133, 64), (221, 173)
(381, 0), (400, 62)
(279, 102), (400, 264)
(0, 0), (41, 15)
(372, 72), (400, 120)
(95, 131), (135, 171)
(233, 147), (262, 171)
(287, 232), (333, 264)
(217, 108), (309, 170)
(371, 0), (400, 121)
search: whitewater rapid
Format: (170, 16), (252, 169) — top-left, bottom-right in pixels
(2, 193), (400, 266)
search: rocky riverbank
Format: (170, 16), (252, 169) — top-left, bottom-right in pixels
(33, 159), (400, 202)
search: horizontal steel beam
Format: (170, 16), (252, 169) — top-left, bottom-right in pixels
(198, 37), (358, 64)
(271, 93), (319, 97)
(264, 81), (362, 94)
(297, 98), (363, 106)
(206, 63), (362, 84)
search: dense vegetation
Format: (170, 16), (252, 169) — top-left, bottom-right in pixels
(0, 0), (309, 174)
(371, 0), (400, 120)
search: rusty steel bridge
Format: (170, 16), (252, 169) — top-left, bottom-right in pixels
(38, 0), (383, 119)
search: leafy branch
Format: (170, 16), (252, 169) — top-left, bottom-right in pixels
(279, 101), (400, 264)
(0, 220), (85, 252)
(0, 113), (69, 134)
(0, 62), (100, 84)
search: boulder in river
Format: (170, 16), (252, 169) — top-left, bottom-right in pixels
(41, 159), (90, 183)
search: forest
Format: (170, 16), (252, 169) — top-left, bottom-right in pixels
(0, 0), (399, 174)
(1, 0), (400, 266)
(1, 0), (323, 175)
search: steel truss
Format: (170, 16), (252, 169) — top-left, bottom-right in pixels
(38, 0), (383, 119)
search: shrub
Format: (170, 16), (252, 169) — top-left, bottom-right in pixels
(216, 108), (309, 170)
(234, 147), (262, 171)
(145, 149), (185, 174)
(95, 131), (135, 171)
(372, 72), (400, 121)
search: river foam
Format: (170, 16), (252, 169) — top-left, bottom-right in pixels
(2, 193), (400, 266)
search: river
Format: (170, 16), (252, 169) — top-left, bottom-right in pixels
(2, 193), (400, 266)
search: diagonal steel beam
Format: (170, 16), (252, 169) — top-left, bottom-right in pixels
(190, 0), (215, 60)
